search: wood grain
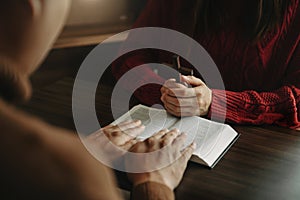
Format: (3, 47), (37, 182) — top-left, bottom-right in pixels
(19, 50), (300, 200)
(54, 24), (130, 49)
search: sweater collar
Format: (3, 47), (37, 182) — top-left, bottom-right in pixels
(0, 59), (32, 103)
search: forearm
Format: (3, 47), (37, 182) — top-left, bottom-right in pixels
(209, 86), (300, 128)
(131, 182), (175, 200)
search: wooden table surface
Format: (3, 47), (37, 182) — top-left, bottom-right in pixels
(19, 68), (300, 200)
(19, 24), (300, 198)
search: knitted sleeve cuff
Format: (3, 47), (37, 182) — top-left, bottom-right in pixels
(131, 182), (175, 200)
(208, 89), (241, 123)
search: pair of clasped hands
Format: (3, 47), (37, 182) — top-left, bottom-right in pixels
(161, 75), (213, 117)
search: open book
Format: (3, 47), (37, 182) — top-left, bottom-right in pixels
(113, 104), (239, 168)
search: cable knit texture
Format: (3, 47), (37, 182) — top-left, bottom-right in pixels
(112, 0), (300, 128)
(131, 182), (175, 200)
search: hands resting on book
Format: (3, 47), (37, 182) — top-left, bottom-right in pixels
(160, 75), (212, 117)
(84, 120), (145, 162)
(84, 120), (196, 191)
(127, 128), (196, 190)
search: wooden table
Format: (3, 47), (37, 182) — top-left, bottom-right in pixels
(18, 25), (300, 199)
(175, 125), (300, 200)
(20, 70), (300, 200)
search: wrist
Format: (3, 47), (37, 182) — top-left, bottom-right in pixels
(131, 182), (175, 200)
(131, 174), (174, 191)
(203, 88), (213, 116)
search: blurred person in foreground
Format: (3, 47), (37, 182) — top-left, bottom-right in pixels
(0, 1), (195, 199)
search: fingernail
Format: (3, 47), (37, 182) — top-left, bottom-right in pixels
(181, 132), (187, 137)
(192, 142), (197, 149)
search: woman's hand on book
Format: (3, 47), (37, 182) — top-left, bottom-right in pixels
(127, 129), (196, 190)
(161, 75), (212, 117)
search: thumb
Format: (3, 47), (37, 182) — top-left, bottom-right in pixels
(181, 75), (204, 86)
(179, 142), (196, 164)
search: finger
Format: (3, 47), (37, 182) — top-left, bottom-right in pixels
(160, 86), (167, 94)
(103, 124), (115, 128)
(118, 120), (142, 128)
(123, 124), (145, 138)
(144, 129), (169, 148)
(181, 75), (205, 86)
(121, 139), (138, 151)
(165, 105), (197, 117)
(160, 94), (179, 105)
(113, 120), (142, 132)
(164, 79), (186, 89)
(118, 120), (140, 126)
(164, 94), (197, 107)
(164, 78), (176, 86)
(167, 88), (197, 98)
(160, 129), (180, 147)
(152, 129), (169, 140)
(180, 142), (196, 164)
(100, 124), (114, 132)
(165, 105), (180, 117)
(174, 143), (196, 173)
(164, 105), (182, 117)
(172, 132), (187, 150)
(166, 78), (177, 83)
(163, 95), (180, 106)
(108, 124), (144, 145)
(164, 102), (195, 115)
(103, 123), (143, 141)
(160, 93), (167, 103)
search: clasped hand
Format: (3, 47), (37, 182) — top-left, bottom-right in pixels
(161, 75), (212, 117)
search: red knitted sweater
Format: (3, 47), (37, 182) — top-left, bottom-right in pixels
(112, 0), (300, 129)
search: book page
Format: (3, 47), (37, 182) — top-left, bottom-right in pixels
(113, 105), (178, 139)
(113, 105), (224, 152)
(171, 117), (237, 166)
(200, 125), (238, 167)
(113, 105), (238, 167)
(168, 116), (206, 149)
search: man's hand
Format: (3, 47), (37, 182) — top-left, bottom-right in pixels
(84, 120), (145, 162)
(127, 129), (196, 190)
